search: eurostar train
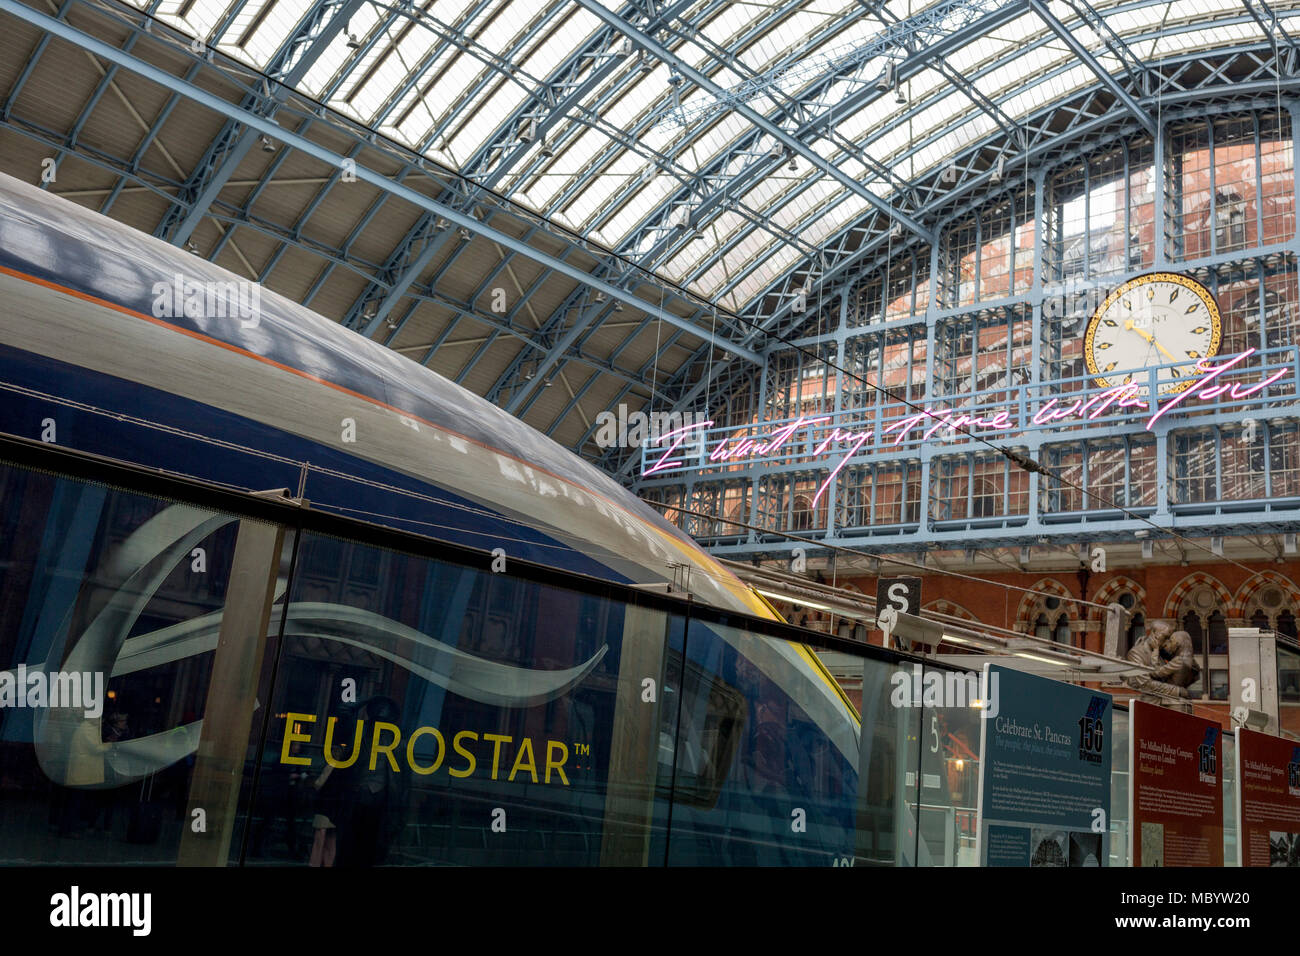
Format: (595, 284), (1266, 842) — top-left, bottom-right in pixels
(0, 172), (900, 866)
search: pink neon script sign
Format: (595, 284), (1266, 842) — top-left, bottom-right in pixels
(641, 348), (1294, 493)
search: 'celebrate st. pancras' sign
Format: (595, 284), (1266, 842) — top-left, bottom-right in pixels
(640, 348), (1297, 506)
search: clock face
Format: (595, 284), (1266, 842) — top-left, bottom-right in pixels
(1083, 272), (1223, 396)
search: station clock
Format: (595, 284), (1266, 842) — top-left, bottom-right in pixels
(1083, 272), (1223, 396)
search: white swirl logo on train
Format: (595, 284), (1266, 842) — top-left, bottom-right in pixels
(10, 503), (605, 789)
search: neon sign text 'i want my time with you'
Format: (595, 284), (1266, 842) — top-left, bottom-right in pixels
(641, 348), (1294, 507)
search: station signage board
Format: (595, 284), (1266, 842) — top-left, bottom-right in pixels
(975, 664), (1112, 866)
(1236, 728), (1300, 867)
(1128, 700), (1223, 866)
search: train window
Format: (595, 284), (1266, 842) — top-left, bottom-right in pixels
(663, 620), (861, 866)
(658, 653), (746, 810)
(0, 463), (254, 864)
(243, 532), (668, 866)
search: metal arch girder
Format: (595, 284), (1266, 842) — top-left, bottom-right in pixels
(154, 0), (368, 247)
(694, 16), (1122, 305)
(0, 111), (186, 209)
(211, 205), (675, 396)
(437, 0), (699, 180)
(647, 0), (1016, 129)
(100, 59), (209, 215)
(753, 41), (1291, 328)
(2, 0), (763, 366)
(522, 0), (862, 240)
(570, 0), (933, 244)
(343, 2), (741, 340)
(934, 61), (1027, 150)
(1242, 0), (1299, 52)
(313, 0), (424, 102)
(588, 2), (1032, 312)
(442, 23), (825, 306)
(545, 322), (687, 440)
(268, 0), (368, 89)
(591, 54), (892, 279)
(483, 277), (604, 406)
(869, 0), (1027, 152)
(651, 5), (918, 198)
(1027, 0), (1156, 137)
(605, 62), (1296, 480)
(358, 0), (496, 137)
(500, 288), (631, 415)
(1058, 0), (1150, 92)
(31, 0), (168, 191)
(405, 0), (904, 364)
(590, 48), (1289, 476)
(449, 228), (610, 391)
(727, 52), (1143, 319)
(469, 4), (785, 416)
(342, 0), (722, 352)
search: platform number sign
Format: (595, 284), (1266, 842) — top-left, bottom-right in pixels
(875, 576), (921, 649)
(1197, 727), (1219, 780)
(1077, 696), (1107, 763)
(875, 576), (921, 617)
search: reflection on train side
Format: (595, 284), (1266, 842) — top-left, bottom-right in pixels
(0, 464), (869, 866)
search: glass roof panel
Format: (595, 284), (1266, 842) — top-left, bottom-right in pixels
(151, 0), (1292, 313)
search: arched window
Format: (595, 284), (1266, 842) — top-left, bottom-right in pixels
(1238, 577), (1300, 639)
(1034, 613), (1050, 640)
(1126, 612), (1145, 655)
(1053, 613), (1071, 645)
(1182, 610), (1205, 655)
(1207, 610), (1228, 656)
(1176, 581), (1233, 700)
(1107, 588), (1146, 656)
(1279, 610), (1297, 639)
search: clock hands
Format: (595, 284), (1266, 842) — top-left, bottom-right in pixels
(1123, 318), (1177, 362)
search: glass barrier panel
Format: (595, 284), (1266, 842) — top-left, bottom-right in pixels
(0, 460), (273, 864)
(662, 618), (906, 866)
(1223, 731), (1237, 866)
(1278, 641), (1300, 738)
(240, 531), (673, 866)
(916, 661), (983, 866)
(1110, 706), (1129, 867)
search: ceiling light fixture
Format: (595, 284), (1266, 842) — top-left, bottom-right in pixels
(753, 588), (834, 612)
(1012, 651), (1072, 667)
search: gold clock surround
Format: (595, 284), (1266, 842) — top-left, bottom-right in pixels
(1083, 271), (1224, 395)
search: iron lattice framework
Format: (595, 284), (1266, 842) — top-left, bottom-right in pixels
(2, 0), (1300, 506)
